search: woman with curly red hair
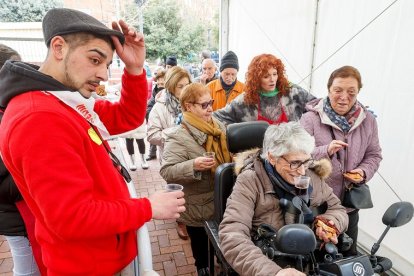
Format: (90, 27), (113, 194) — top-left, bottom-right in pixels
(214, 53), (315, 124)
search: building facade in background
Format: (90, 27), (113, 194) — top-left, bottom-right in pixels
(0, 0), (219, 65)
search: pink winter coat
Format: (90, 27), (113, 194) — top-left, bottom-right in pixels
(300, 98), (382, 200)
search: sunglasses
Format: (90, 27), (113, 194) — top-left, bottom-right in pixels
(192, 99), (215, 109)
(108, 151), (132, 183)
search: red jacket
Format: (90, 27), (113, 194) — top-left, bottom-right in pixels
(0, 70), (152, 275)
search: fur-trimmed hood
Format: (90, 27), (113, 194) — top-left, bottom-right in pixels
(234, 148), (332, 179)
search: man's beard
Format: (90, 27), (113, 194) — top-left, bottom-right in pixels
(63, 56), (89, 99)
(63, 55), (79, 91)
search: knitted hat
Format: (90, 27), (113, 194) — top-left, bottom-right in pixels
(166, 56), (177, 66)
(220, 51), (239, 72)
(42, 8), (125, 46)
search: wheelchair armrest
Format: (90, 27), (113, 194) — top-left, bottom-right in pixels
(204, 220), (237, 275)
(204, 220), (222, 258)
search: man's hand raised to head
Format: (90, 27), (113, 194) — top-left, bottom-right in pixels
(111, 20), (145, 75)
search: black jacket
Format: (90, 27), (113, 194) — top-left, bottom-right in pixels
(0, 110), (26, 236)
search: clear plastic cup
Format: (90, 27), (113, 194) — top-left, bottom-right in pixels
(203, 152), (215, 159)
(165, 184), (184, 192)
(293, 176), (310, 189)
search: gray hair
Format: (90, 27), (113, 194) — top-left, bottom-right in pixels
(261, 122), (315, 159)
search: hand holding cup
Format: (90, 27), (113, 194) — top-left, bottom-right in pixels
(193, 152), (216, 171)
(148, 188), (185, 220)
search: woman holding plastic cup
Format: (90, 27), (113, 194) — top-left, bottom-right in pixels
(219, 122), (348, 276)
(160, 83), (231, 275)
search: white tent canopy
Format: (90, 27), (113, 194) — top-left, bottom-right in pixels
(220, 0), (414, 274)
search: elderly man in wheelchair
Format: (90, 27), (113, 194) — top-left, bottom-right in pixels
(218, 122), (348, 276)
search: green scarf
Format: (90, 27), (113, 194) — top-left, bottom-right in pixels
(260, 88), (279, 97)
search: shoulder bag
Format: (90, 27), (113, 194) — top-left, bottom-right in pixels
(329, 127), (373, 209)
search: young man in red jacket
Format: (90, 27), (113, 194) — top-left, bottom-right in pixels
(0, 8), (185, 275)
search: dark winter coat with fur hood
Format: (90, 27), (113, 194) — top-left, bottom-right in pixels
(219, 148), (348, 276)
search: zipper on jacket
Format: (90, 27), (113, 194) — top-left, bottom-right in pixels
(340, 136), (349, 201)
(329, 126), (348, 201)
(343, 136), (348, 172)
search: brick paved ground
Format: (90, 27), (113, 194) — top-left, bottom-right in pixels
(0, 139), (197, 276)
(0, 235), (12, 276)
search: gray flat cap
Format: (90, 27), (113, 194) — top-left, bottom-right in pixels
(42, 8), (125, 46)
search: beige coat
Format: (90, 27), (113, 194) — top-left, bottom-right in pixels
(147, 90), (177, 162)
(219, 149), (348, 276)
(160, 119), (226, 227)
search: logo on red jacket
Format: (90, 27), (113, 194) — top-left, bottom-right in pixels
(76, 104), (93, 121)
